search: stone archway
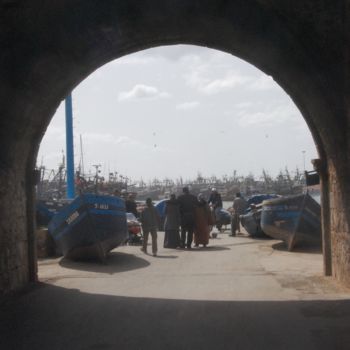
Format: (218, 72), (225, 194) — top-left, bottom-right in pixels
(0, 1), (349, 293)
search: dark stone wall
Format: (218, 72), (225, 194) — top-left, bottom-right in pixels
(329, 159), (350, 285)
(0, 0), (349, 292)
(0, 167), (29, 292)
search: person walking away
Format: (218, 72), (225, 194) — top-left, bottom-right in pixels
(194, 194), (213, 247)
(163, 194), (181, 248)
(177, 187), (197, 249)
(231, 192), (248, 236)
(140, 198), (160, 256)
(207, 188), (223, 228)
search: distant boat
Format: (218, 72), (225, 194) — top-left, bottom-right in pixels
(260, 193), (321, 250)
(48, 194), (128, 261)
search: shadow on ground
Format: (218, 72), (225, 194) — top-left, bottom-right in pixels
(272, 242), (322, 254)
(219, 240), (263, 248)
(144, 253), (178, 259)
(1, 283), (350, 350)
(59, 252), (150, 273)
(190, 245), (230, 251)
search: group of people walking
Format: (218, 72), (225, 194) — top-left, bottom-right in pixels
(163, 187), (215, 250)
(125, 187), (248, 257)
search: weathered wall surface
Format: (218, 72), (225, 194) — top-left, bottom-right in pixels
(0, 0), (349, 293)
(329, 159), (350, 285)
(0, 169), (29, 292)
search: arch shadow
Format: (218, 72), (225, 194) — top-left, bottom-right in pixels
(2, 284), (350, 349)
(59, 252), (150, 273)
(222, 240), (263, 248)
(146, 254), (178, 259)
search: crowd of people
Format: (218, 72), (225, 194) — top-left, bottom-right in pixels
(116, 187), (248, 257)
(163, 187), (215, 251)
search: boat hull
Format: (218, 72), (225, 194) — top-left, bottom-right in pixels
(36, 199), (70, 226)
(48, 194), (128, 261)
(261, 193), (321, 250)
(240, 209), (267, 238)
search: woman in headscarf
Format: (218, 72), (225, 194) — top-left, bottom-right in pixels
(194, 194), (213, 247)
(163, 194), (181, 248)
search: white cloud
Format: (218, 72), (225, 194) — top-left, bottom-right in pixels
(237, 104), (300, 127)
(180, 53), (203, 66)
(184, 60), (253, 95)
(182, 51), (277, 96)
(184, 64), (210, 89)
(176, 101), (200, 110)
(248, 75), (278, 91)
(200, 73), (252, 95)
(118, 84), (170, 101)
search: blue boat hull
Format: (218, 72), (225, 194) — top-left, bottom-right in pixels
(36, 199), (70, 226)
(240, 209), (267, 238)
(48, 194), (128, 261)
(261, 193), (321, 250)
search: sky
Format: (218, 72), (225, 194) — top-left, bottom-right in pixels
(37, 45), (318, 182)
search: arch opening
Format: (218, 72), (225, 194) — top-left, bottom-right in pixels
(35, 45), (324, 299)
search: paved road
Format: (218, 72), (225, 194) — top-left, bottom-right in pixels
(2, 232), (350, 349)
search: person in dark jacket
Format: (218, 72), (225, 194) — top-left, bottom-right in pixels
(140, 198), (160, 256)
(163, 194), (181, 248)
(177, 187), (197, 249)
(125, 193), (138, 218)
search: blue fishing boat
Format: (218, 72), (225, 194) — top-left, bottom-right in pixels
(48, 193), (128, 261)
(36, 199), (70, 226)
(260, 193), (321, 250)
(241, 194), (279, 238)
(240, 204), (267, 238)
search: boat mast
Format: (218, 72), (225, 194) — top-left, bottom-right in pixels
(79, 134), (85, 176)
(58, 151), (65, 198)
(65, 93), (75, 199)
